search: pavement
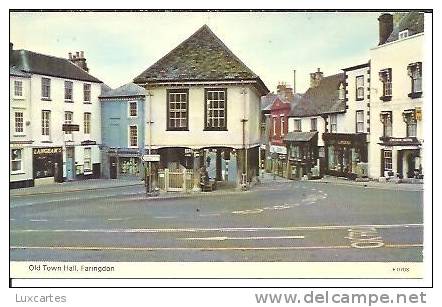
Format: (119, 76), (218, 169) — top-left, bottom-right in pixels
(10, 174), (423, 262)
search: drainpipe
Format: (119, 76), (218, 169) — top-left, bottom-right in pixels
(240, 83), (248, 189)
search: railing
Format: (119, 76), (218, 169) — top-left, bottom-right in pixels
(157, 168), (194, 192)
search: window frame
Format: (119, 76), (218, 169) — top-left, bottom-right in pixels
(381, 111), (393, 138)
(355, 75), (364, 101)
(356, 110), (364, 133)
(280, 114), (285, 136)
(294, 119), (302, 132)
(379, 68), (392, 101)
(329, 114), (337, 133)
(167, 89), (189, 131)
(83, 147), (92, 173)
(41, 77), (51, 100)
(14, 111), (24, 134)
(64, 81), (74, 102)
(64, 111), (74, 135)
(128, 125), (138, 147)
(11, 148), (23, 173)
(383, 150), (393, 172)
(408, 62), (423, 98)
(272, 116), (277, 136)
(41, 110), (51, 136)
(83, 83), (91, 103)
(403, 110), (417, 137)
(204, 88), (227, 131)
(84, 112), (91, 135)
(128, 101), (138, 118)
(310, 118), (317, 132)
(14, 80), (23, 98)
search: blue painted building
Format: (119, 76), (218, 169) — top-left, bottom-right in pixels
(99, 83), (146, 178)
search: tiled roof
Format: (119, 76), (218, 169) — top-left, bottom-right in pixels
(101, 83), (112, 95)
(10, 66), (31, 78)
(10, 49), (102, 83)
(283, 131), (318, 142)
(99, 83), (145, 99)
(289, 73), (345, 117)
(261, 93), (278, 111)
(133, 25), (269, 94)
(385, 12), (424, 44)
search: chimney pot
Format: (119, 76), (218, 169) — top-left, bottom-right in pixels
(68, 52), (72, 60)
(80, 51), (84, 58)
(378, 13), (394, 45)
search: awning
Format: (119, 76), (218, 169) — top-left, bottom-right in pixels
(283, 131), (318, 142)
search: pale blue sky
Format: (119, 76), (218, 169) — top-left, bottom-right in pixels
(10, 11), (380, 93)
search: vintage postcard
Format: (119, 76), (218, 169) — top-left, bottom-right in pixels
(9, 10), (432, 287)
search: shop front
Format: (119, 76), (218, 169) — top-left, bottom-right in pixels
(32, 147), (63, 183)
(323, 133), (368, 179)
(379, 137), (423, 180)
(283, 131), (319, 180)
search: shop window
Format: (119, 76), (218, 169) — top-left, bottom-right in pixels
(84, 147), (91, 173)
(407, 62), (422, 98)
(356, 111), (364, 133)
(329, 114), (337, 133)
(119, 157), (139, 175)
(290, 144), (300, 159)
(310, 118), (317, 132)
(356, 76), (364, 100)
(403, 110), (417, 137)
(205, 88), (227, 130)
(167, 89), (188, 130)
(384, 150), (393, 172)
(380, 111), (392, 137)
(379, 68), (392, 101)
(11, 149), (22, 172)
(328, 145), (339, 171)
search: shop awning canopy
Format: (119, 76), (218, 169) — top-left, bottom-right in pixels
(283, 131), (318, 142)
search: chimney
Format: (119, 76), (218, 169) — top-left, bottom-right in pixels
(310, 68), (324, 88)
(69, 50), (89, 72)
(293, 70), (296, 94)
(378, 13), (393, 45)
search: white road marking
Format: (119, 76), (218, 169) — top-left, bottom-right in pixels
(10, 243), (423, 252)
(154, 216), (177, 219)
(107, 218), (124, 221)
(64, 219), (74, 222)
(232, 209), (264, 215)
(29, 219), (48, 222)
(179, 235), (305, 241)
(198, 213), (221, 217)
(11, 223), (423, 234)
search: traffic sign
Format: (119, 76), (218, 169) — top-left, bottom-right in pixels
(142, 154), (160, 162)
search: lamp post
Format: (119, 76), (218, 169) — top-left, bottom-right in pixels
(240, 84), (248, 189)
(145, 86), (155, 195)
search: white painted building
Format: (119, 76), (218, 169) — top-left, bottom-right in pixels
(10, 46), (103, 187)
(369, 12), (424, 180)
(134, 25), (268, 188)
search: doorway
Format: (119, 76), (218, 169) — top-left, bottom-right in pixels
(109, 156), (117, 179)
(66, 147), (75, 181)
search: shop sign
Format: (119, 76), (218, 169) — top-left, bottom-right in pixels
(270, 145), (287, 155)
(142, 154), (160, 162)
(337, 140), (352, 145)
(81, 140), (97, 146)
(33, 147), (62, 155)
(62, 124), (80, 132)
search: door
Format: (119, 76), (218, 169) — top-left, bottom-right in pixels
(109, 156), (117, 179)
(406, 152), (416, 178)
(66, 147), (75, 181)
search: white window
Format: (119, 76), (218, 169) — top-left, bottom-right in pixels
(329, 114), (337, 133)
(280, 115), (285, 136)
(41, 110), (50, 136)
(167, 89), (188, 130)
(294, 119), (302, 132)
(379, 69), (392, 98)
(14, 80), (23, 97)
(129, 101), (137, 117)
(65, 81), (73, 101)
(205, 89), (227, 130)
(310, 118), (317, 131)
(408, 62), (422, 94)
(84, 147), (91, 172)
(356, 111), (364, 133)
(84, 112), (91, 134)
(65, 111), (73, 135)
(399, 29), (409, 40)
(15, 112), (24, 133)
(11, 149), (23, 172)
(129, 125), (138, 147)
(403, 111), (417, 137)
(41, 78), (51, 99)
(83, 83), (91, 103)
(356, 76), (364, 100)
(380, 111), (393, 137)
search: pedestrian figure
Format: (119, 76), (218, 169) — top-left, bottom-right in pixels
(206, 156), (211, 167)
